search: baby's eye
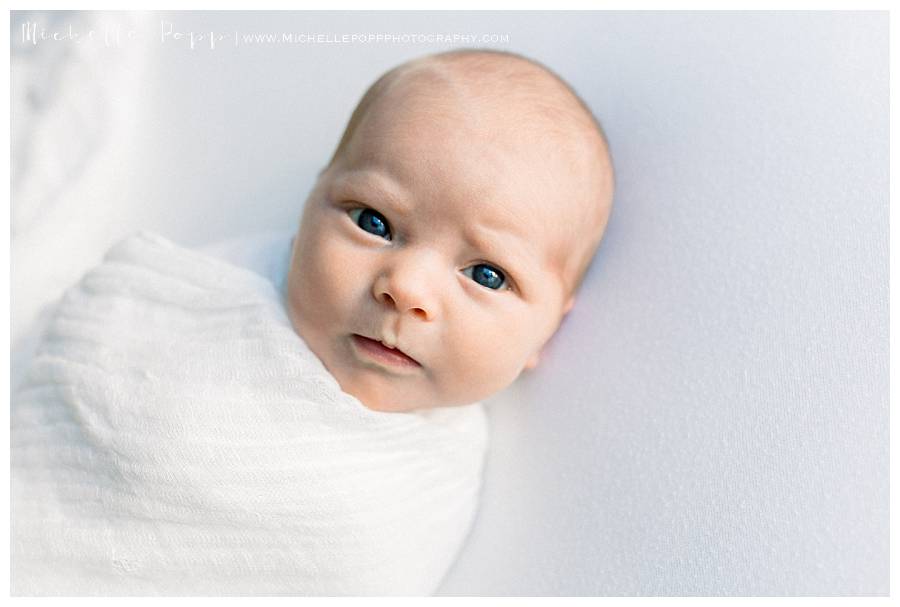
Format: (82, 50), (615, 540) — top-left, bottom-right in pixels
(463, 264), (507, 290)
(348, 208), (392, 241)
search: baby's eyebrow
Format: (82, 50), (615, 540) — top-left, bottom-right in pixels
(334, 171), (412, 216)
(464, 226), (538, 279)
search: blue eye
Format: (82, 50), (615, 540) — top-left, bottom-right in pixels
(349, 207), (391, 240)
(464, 263), (507, 290)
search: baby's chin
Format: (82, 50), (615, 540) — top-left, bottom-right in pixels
(328, 364), (478, 413)
(335, 363), (517, 412)
(330, 368), (436, 413)
(340, 389), (424, 413)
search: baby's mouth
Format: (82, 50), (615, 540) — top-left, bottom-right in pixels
(351, 334), (421, 368)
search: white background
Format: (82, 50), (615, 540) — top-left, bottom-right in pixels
(10, 11), (888, 595)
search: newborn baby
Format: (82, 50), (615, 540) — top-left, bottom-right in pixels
(286, 48), (614, 412)
(11, 48), (614, 596)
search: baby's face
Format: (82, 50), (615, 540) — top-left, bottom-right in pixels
(285, 89), (582, 412)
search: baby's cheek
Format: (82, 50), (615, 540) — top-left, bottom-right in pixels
(440, 325), (530, 403)
(318, 240), (373, 307)
(289, 234), (353, 325)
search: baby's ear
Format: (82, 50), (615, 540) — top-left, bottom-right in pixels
(525, 296), (576, 372)
(525, 297), (576, 371)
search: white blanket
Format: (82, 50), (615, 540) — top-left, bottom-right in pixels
(11, 231), (488, 596)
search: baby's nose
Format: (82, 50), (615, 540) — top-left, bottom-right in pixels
(373, 251), (441, 321)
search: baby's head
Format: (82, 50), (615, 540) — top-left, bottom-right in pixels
(286, 49), (614, 412)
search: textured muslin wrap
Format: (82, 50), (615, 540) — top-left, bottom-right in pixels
(11, 231), (488, 596)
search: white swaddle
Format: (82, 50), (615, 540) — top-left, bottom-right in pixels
(11, 231), (488, 596)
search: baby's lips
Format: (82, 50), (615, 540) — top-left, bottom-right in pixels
(379, 339), (419, 363)
(353, 333), (422, 367)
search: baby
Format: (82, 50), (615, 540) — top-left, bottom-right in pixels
(11, 48), (614, 596)
(286, 48), (615, 412)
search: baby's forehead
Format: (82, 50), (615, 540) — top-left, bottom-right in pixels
(360, 78), (600, 192)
